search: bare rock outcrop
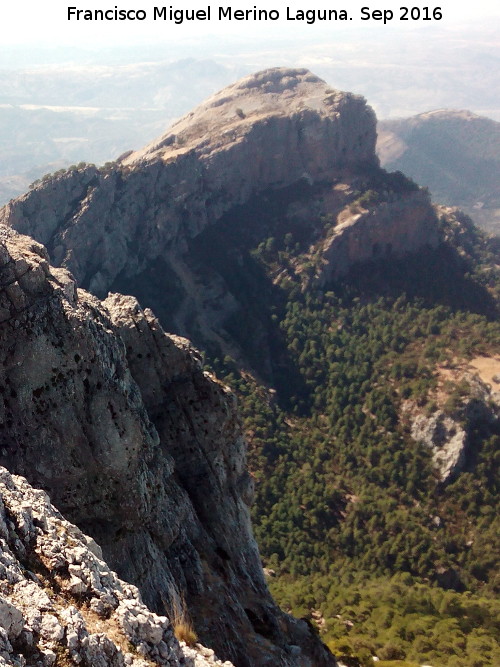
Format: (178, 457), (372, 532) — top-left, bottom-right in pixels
(404, 372), (500, 481)
(0, 227), (334, 666)
(318, 189), (438, 283)
(0, 465), (234, 667)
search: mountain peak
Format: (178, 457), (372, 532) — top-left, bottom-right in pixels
(1, 69), (381, 297)
(124, 67), (374, 166)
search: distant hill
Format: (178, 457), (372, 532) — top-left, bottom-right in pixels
(378, 110), (500, 234)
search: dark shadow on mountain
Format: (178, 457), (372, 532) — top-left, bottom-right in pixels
(111, 256), (186, 335)
(334, 243), (498, 319)
(188, 182), (317, 411)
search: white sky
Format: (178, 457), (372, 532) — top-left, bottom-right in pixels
(2, 0), (498, 46)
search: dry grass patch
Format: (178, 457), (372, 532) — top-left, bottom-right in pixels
(467, 355), (500, 388)
(162, 592), (198, 647)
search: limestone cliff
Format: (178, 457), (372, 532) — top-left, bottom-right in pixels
(0, 227), (334, 666)
(317, 189), (438, 284)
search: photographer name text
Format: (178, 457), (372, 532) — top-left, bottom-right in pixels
(67, 6), (443, 25)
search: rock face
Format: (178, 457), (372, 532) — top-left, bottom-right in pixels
(410, 409), (469, 481)
(318, 189), (438, 284)
(0, 67), (379, 297)
(0, 465), (234, 667)
(404, 372), (500, 481)
(0, 227), (334, 666)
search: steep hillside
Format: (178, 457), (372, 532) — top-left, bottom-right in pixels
(186, 202), (500, 665)
(1, 68), (499, 666)
(377, 110), (500, 234)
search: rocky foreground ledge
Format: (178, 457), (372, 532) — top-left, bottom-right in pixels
(0, 466), (234, 667)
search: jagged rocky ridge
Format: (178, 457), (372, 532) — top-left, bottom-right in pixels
(0, 465), (234, 667)
(0, 227), (334, 666)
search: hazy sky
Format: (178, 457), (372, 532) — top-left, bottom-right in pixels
(2, 0), (498, 46)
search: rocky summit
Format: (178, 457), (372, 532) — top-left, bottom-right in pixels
(123, 67), (376, 170)
(0, 68), (439, 365)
